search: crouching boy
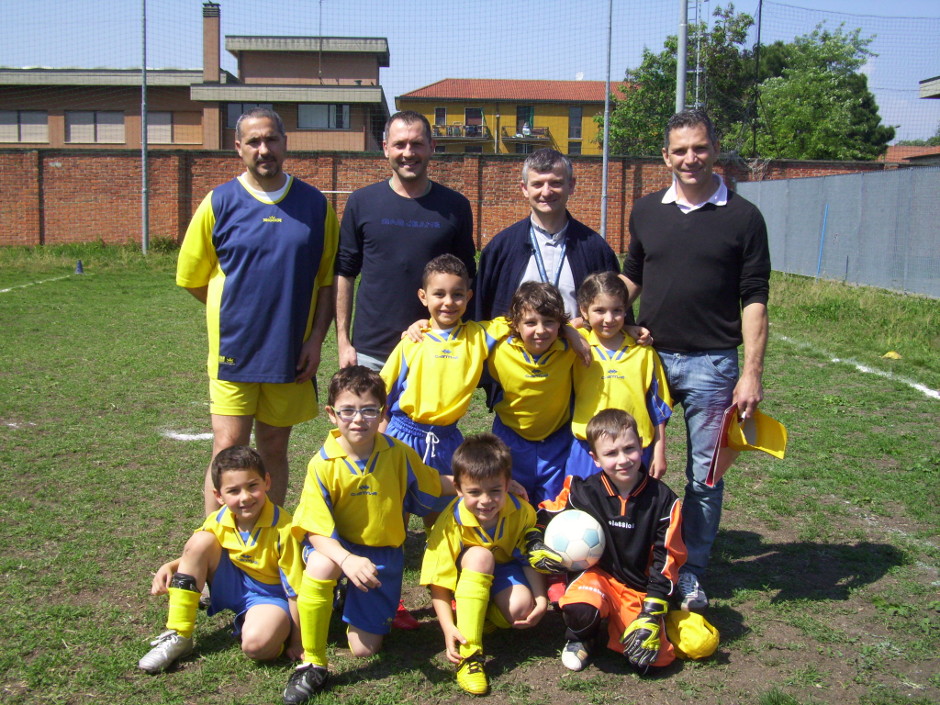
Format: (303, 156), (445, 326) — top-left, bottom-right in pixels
(283, 366), (456, 704)
(421, 433), (548, 695)
(529, 409), (691, 673)
(139, 446), (303, 673)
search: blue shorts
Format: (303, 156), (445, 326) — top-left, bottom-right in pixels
(386, 414), (461, 512)
(491, 560), (530, 595)
(208, 551), (291, 636)
(493, 415), (573, 506)
(565, 438), (654, 480)
(304, 540), (404, 636)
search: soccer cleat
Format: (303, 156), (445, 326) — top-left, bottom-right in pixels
(138, 630), (193, 673)
(391, 599), (420, 630)
(456, 652), (489, 695)
(283, 663), (329, 704)
(561, 639), (591, 671)
(678, 572), (709, 612)
(332, 577), (348, 611)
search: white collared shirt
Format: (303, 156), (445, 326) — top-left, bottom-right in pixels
(520, 218), (578, 316)
(662, 174), (728, 213)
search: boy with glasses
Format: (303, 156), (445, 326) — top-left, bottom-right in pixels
(282, 366), (456, 703)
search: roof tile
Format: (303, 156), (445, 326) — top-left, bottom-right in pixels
(399, 78), (624, 102)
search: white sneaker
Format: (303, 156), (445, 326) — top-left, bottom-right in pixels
(138, 630), (193, 673)
(561, 640), (591, 671)
(678, 572), (709, 611)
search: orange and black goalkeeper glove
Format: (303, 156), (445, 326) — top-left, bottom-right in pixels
(621, 597), (669, 669)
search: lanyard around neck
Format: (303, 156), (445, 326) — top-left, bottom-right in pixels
(529, 225), (567, 288)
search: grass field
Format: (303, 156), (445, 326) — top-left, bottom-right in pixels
(0, 244), (937, 705)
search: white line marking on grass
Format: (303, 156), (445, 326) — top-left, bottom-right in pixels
(0, 274), (73, 293)
(163, 431), (214, 441)
(776, 334), (939, 401)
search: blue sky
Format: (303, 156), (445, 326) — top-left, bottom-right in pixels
(2, 0), (937, 141)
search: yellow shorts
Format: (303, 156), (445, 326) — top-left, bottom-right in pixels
(209, 378), (317, 428)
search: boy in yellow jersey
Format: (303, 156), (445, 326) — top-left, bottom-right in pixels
(421, 433), (548, 695)
(283, 366), (456, 704)
(488, 282), (578, 506)
(381, 254), (509, 513)
(140, 446), (303, 674)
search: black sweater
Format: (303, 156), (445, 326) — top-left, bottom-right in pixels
(624, 188), (770, 352)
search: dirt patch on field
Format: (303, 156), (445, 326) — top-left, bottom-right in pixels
(378, 492), (940, 705)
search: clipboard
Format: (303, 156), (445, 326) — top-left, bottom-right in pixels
(705, 404), (739, 487)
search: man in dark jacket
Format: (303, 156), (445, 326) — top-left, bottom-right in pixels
(473, 148), (619, 321)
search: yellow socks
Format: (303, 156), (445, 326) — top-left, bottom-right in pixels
(298, 574), (336, 667)
(165, 586), (200, 639)
(454, 570), (493, 659)
(484, 602), (512, 632)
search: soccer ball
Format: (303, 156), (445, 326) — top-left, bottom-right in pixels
(543, 509), (606, 571)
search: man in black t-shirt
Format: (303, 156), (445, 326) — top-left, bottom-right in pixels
(335, 111), (476, 372)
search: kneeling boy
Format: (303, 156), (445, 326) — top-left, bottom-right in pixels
(283, 366), (456, 704)
(421, 433), (548, 695)
(531, 409), (689, 672)
(139, 446), (303, 673)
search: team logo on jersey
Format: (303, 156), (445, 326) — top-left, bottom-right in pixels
(603, 368), (625, 380)
(219, 355), (237, 366)
(525, 368), (548, 379)
(235, 552), (260, 565)
(351, 483), (377, 497)
(262, 216), (283, 223)
(608, 519), (635, 530)
(435, 347), (458, 360)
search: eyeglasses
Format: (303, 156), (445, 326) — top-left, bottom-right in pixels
(330, 406), (383, 421)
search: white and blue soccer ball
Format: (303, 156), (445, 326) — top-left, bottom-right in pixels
(543, 509), (606, 571)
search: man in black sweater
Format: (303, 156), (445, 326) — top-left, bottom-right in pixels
(622, 109), (771, 612)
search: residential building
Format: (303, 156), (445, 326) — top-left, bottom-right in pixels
(918, 75), (940, 99)
(879, 145), (940, 164)
(0, 2), (389, 151)
(396, 78), (613, 156)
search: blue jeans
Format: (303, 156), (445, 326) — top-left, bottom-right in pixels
(657, 349), (738, 580)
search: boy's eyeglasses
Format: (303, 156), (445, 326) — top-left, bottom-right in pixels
(330, 406), (383, 421)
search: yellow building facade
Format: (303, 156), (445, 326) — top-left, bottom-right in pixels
(396, 78), (608, 156)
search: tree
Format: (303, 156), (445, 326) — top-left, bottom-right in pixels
(897, 122), (940, 147)
(599, 6), (895, 160)
(599, 5), (754, 156)
(740, 26), (895, 159)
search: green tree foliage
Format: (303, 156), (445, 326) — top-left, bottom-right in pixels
(896, 122), (940, 147)
(742, 26), (895, 159)
(599, 5), (753, 156)
(600, 5), (895, 160)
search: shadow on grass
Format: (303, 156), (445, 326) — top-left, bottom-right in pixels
(713, 529), (906, 603)
(323, 606), (572, 688)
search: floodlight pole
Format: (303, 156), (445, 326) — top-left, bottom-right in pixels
(676, 0), (688, 113)
(600, 0), (613, 240)
(141, 0), (150, 255)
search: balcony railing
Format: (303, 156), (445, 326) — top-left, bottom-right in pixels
(501, 126), (552, 142)
(432, 123), (491, 139)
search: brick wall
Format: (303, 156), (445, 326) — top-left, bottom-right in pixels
(0, 149), (886, 249)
